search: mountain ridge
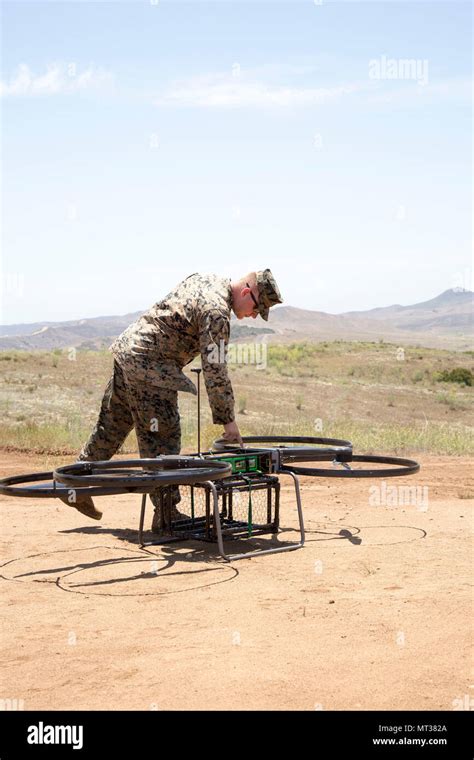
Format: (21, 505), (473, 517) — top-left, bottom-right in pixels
(0, 289), (472, 352)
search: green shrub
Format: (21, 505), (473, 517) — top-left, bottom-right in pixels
(437, 367), (473, 386)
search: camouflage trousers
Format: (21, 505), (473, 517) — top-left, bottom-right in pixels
(78, 359), (182, 514)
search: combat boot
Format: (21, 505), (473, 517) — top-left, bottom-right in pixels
(151, 487), (187, 533)
(58, 493), (103, 521)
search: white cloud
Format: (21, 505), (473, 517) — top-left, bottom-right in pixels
(154, 71), (365, 108)
(368, 77), (472, 106)
(154, 68), (472, 109)
(0, 63), (114, 97)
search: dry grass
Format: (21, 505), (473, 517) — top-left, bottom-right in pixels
(0, 342), (472, 456)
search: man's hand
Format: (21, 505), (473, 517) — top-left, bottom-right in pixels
(222, 420), (244, 447)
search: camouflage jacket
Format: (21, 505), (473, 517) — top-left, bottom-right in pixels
(109, 273), (235, 425)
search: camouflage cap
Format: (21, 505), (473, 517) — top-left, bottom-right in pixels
(255, 269), (283, 321)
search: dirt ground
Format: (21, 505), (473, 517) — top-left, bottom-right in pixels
(0, 450), (472, 711)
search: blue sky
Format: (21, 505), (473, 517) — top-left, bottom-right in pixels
(1, 0), (471, 324)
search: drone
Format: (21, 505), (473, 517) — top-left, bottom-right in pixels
(0, 369), (420, 562)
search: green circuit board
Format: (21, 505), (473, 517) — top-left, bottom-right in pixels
(211, 452), (271, 475)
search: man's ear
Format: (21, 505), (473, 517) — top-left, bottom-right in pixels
(241, 286), (251, 297)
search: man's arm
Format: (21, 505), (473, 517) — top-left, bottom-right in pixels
(198, 309), (239, 430)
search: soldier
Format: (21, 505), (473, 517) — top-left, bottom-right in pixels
(60, 269), (283, 530)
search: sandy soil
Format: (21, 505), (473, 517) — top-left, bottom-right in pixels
(0, 451), (472, 711)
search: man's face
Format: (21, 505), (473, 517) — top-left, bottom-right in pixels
(233, 284), (259, 319)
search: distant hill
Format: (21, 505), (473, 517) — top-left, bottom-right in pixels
(0, 313), (142, 351)
(255, 289), (472, 350)
(0, 289), (472, 352)
(343, 288), (473, 331)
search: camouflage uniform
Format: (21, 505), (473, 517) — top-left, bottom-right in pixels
(78, 360), (181, 461)
(78, 273), (236, 525)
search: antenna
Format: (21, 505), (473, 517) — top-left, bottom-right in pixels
(190, 368), (202, 456)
